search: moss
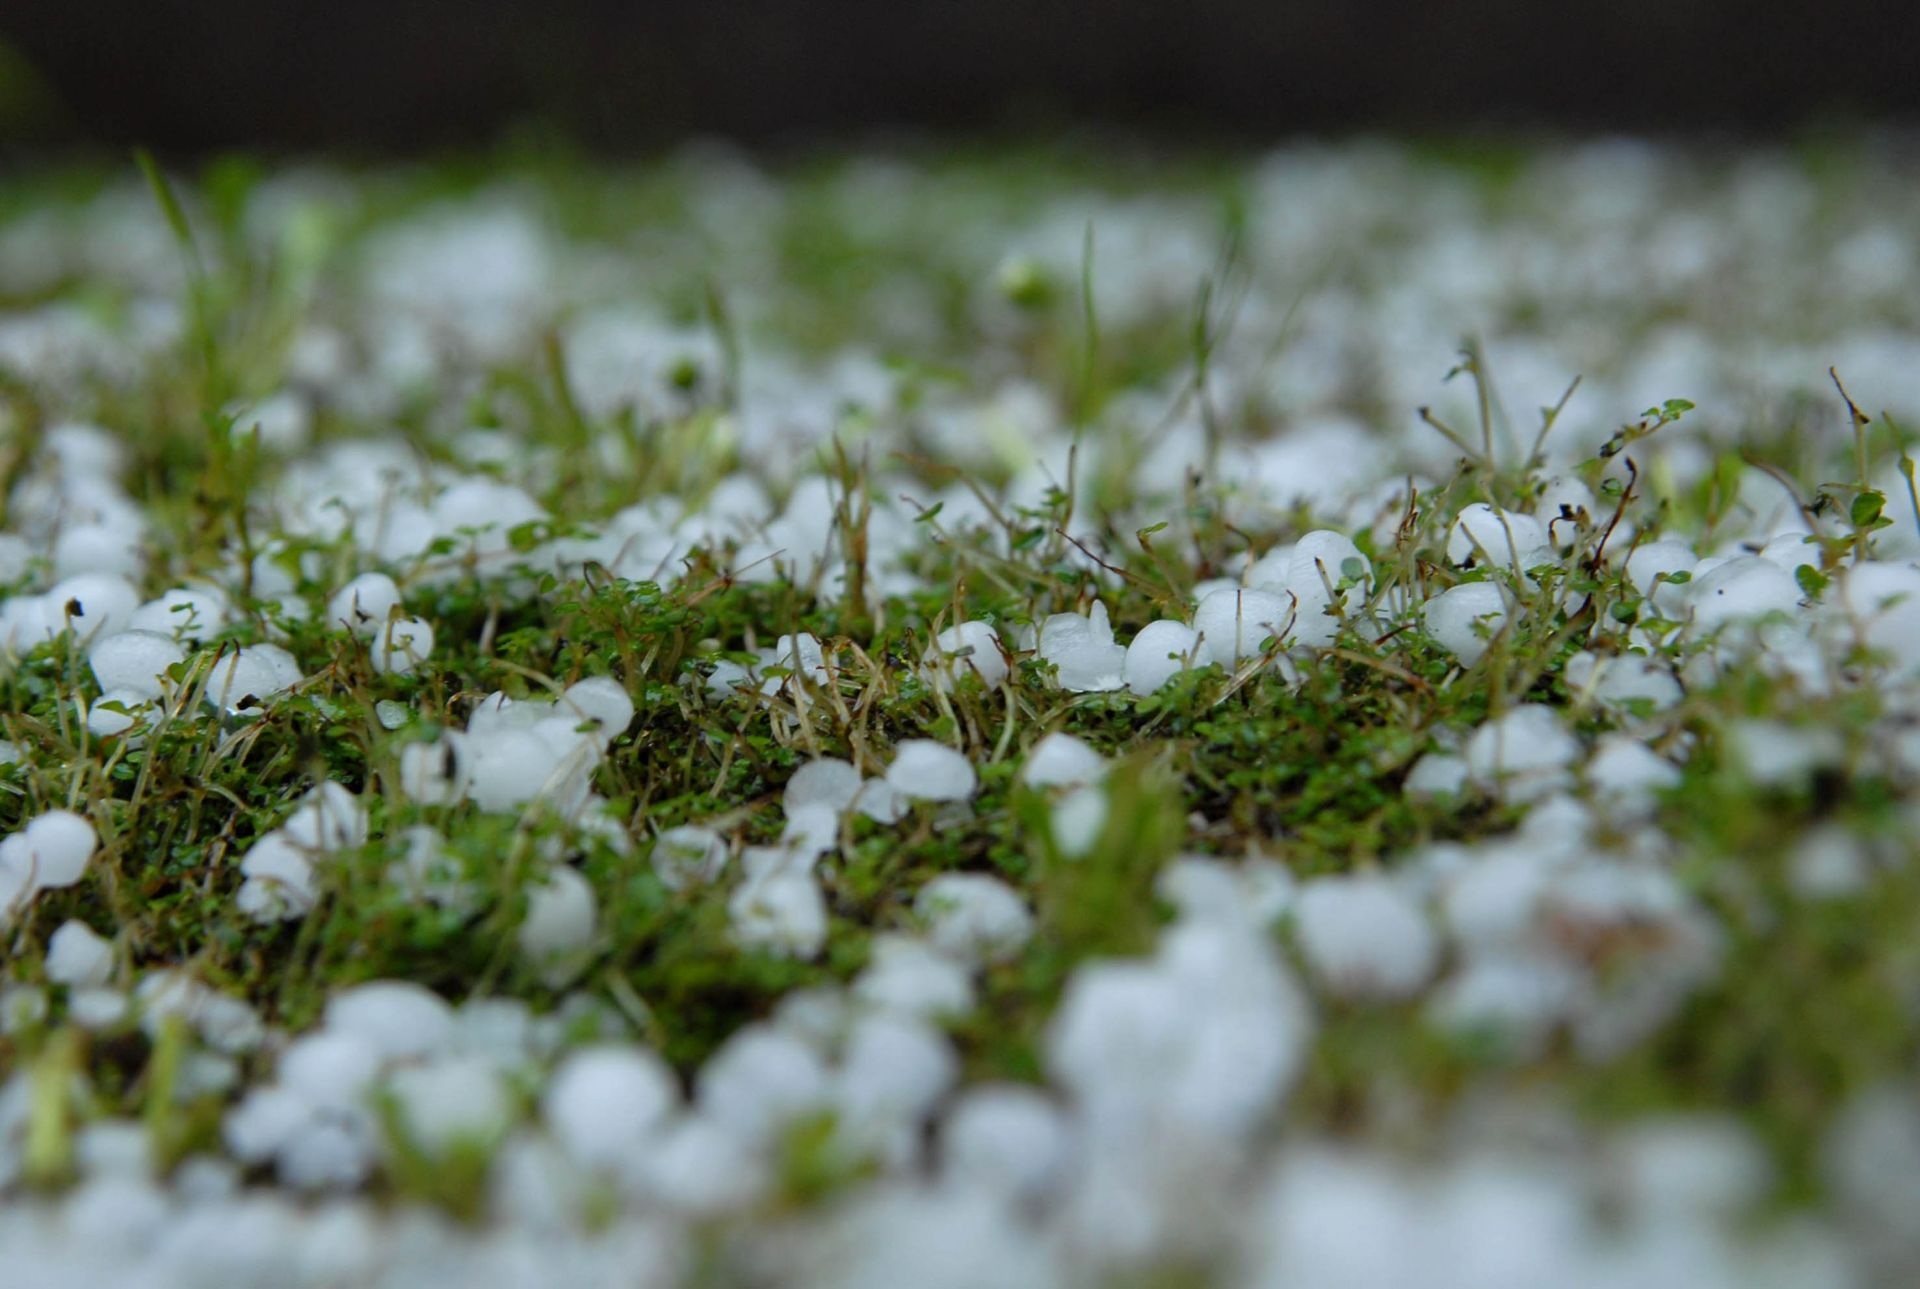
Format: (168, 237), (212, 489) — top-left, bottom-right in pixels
(0, 148), (1915, 1228)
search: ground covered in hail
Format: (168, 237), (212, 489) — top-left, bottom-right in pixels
(2, 140), (1920, 1287)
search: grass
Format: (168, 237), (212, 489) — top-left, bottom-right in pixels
(0, 146), (1916, 1230)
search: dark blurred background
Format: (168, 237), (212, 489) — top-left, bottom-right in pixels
(2, 1), (1917, 155)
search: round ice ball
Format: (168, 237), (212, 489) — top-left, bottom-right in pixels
(561, 675), (635, 739)
(1194, 587), (1292, 665)
(326, 573), (404, 637)
(89, 630), (186, 701)
(1422, 582), (1509, 665)
(783, 758), (862, 815)
(885, 739), (977, 802)
(85, 688), (150, 738)
(927, 621), (1010, 690)
(1447, 504), (1551, 570)
(205, 644), (303, 714)
(369, 617), (434, 676)
(542, 1044), (679, 1169)
(1687, 556), (1801, 632)
(1124, 619), (1202, 696)
(128, 586), (232, 641)
(15, 809), (98, 889)
(46, 574), (141, 643)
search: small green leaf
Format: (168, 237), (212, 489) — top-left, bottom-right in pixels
(1852, 490), (1887, 529)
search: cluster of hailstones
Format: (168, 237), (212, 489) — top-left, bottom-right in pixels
(15, 402), (1920, 1274)
(13, 427), (1920, 976)
(0, 743), (1892, 1287)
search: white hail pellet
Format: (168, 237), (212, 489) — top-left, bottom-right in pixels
(783, 758), (863, 815)
(1758, 531), (1820, 573)
(1686, 555), (1800, 632)
(1563, 650), (1684, 711)
(1447, 503), (1552, 570)
(368, 616), (434, 676)
(321, 981), (455, 1062)
(1422, 582), (1509, 665)
(1194, 587), (1293, 665)
(1292, 875), (1438, 1000)
(835, 1012), (958, 1126)
(205, 644), (303, 714)
(389, 825), (475, 911)
(782, 802), (841, 858)
(886, 739), (977, 802)
(0, 533), (30, 583)
(1037, 606), (1126, 692)
(1584, 735), (1682, 813)
(1533, 474), (1597, 539)
(1019, 731), (1107, 789)
(927, 620), (1010, 690)
(85, 688), (149, 738)
(236, 833), (318, 919)
(1787, 825), (1873, 899)
(45, 920), (114, 987)
(0, 594), (54, 652)
(850, 777), (907, 824)
(228, 389), (313, 452)
(560, 674), (635, 738)
(1625, 540), (1698, 619)
(728, 870), (828, 959)
(72, 1120), (153, 1177)
(46, 574), (141, 643)
(642, 1112), (768, 1215)
(1428, 950), (1582, 1052)
(326, 573), (404, 636)
(697, 1024), (832, 1141)
(278, 1031), (381, 1112)
(1123, 619), (1202, 696)
(1465, 704), (1580, 800)
(398, 737), (466, 805)
(853, 935), (975, 1019)
(1283, 530), (1369, 650)
(1050, 785), (1108, 857)
(87, 629), (186, 700)
(1841, 561), (1920, 674)
(1403, 751), (1470, 799)
(1724, 719), (1842, 789)
(767, 631), (829, 689)
(915, 873), (1034, 965)
(542, 1044), (679, 1170)
(942, 1083), (1069, 1203)
(62, 989), (126, 1029)
(222, 1085), (314, 1165)
(518, 866), (598, 983)
(281, 783), (367, 852)
(277, 1117), (376, 1191)
(463, 733), (568, 813)
(8, 809), (98, 890)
